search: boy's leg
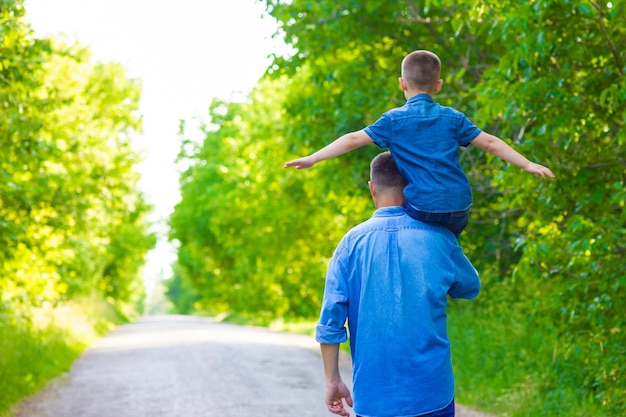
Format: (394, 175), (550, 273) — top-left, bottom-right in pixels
(447, 210), (470, 238)
(405, 206), (469, 238)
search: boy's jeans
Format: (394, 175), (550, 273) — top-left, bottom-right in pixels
(405, 205), (470, 239)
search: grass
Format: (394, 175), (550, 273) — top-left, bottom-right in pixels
(447, 300), (620, 417)
(0, 295), (127, 417)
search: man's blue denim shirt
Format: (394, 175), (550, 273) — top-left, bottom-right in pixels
(316, 206), (480, 417)
(364, 94), (482, 213)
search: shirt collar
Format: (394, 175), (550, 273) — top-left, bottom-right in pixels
(407, 93), (433, 104)
(372, 206), (406, 217)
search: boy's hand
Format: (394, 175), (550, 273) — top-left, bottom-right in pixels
(284, 155), (316, 169)
(525, 162), (555, 178)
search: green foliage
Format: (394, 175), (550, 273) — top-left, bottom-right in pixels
(0, 295), (126, 416)
(1, 1), (155, 412)
(467, 1), (626, 413)
(448, 300), (604, 417)
(1, 0), (154, 316)
(164, 263), (200, 314)
(169, 78), (368, 319)
(169, 0), (624, 415)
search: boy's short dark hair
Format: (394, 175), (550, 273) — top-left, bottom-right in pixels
(370, 152), (407, 190)
(401, 50), (441, 91)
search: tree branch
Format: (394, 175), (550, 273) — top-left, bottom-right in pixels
(588, 0), (625, 76)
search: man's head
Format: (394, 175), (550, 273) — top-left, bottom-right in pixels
(369, 152), (407, 208)
(399, 50), (442, 95)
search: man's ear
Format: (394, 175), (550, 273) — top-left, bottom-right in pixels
(369, 180), (377, 199)
(398, 77), (408, 91)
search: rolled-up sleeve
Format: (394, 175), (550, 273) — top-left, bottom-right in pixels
(315, 245), (349, 345)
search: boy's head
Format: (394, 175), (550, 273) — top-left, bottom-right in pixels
(400, 50), (442, 94)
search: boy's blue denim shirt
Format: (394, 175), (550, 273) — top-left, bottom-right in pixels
(364, 94), (482, 213)
(316, 206), (480, 417)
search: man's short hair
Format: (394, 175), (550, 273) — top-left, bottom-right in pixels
(370, 152), (407, 190)
(401, 50), (441, 91)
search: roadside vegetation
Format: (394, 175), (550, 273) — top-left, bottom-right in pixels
(0, 296), (128, 416)
(0, 1), (155, 415)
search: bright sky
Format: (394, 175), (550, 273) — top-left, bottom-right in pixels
(23, 0), (280, 292)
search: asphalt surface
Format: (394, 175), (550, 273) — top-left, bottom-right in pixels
(14, 315), (492, 417)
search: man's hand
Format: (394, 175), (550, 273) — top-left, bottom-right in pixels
(325, 380), (353, 416)
(284, 155), (316, 169)
(524, 162), (555, 178)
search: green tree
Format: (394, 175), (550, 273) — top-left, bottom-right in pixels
(469, 1), (626, 413)
(169, 78), (363, 320)
(1, 0), (155, 412)
(1, 0), (155, 317)
(169, 0), (624, 414)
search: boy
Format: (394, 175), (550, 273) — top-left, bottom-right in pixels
(284, 50), (554, 237)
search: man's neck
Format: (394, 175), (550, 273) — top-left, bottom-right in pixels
(375, 196), (405, 209)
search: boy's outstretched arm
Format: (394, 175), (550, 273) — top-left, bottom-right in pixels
(284, 130), (373, 169)
(472, 132), (555, 178)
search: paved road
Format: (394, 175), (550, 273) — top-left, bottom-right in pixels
(15, 315), (492, 417)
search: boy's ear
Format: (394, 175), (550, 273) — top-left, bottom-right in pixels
(434, 79), (443, 93)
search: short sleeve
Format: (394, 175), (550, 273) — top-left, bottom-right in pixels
(364, 113), (393, 149)
(457, 114), (482, 147)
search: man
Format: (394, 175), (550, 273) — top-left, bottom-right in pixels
(316, 151), (480, 417)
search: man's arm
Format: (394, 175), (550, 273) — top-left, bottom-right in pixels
(471, 132), (555, 178)
(284, 130), (373, 169)
(448, 244), (481, 300)
(320, 343), (353, 417)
